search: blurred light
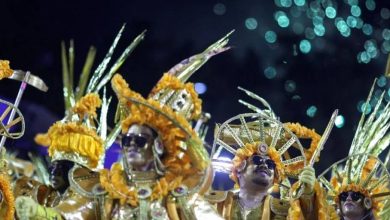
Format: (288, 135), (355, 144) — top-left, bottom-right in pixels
(325, 7), (337, 19)
(194, 82), (207, 94)
(351, 5), (361, 17)
(292, 22), (305, 34)
(377, 76), (387, 87)
(290, 6), (302, 18)
(312, 16), (323, 26)
(306, 8), (315, 19)
(336, 20), (348, 32)
(213, 3), (226, 15)
(292, 95), (301, 100)
(348, 0), (358, 5)
(362, 24), (373, 35)
(360, 51), (371, 63)
(340, 28), (351, 37)
(382, 40), (390, 53)
(357, 100), (372, 114)
(264, 66), (277, 79)
(357, 52), (362, 63)
(299, 39), (312, 53)
(306, 105), (317, 117)
(304, 28), (315, 39)
(294, 0), (305, 6)
(293, 44), (298, 56)
(245, 18), (258, 30)
(265, 31), (277, 43)
(275, 11), (290, 28)
(381, 8), (390, 19)
(309, 1), (320, 12)
(314, 24), (325, 36)
(365, 0), (376, 11)
(280, 0), (293, 7)
(364, 40), (378, 58)
(355, 17), (364, 29)
(382, 29), (390, 40)
(346, 16), (358, 28)
(335, 115), (345, 128)
(284, 80), (296, 92)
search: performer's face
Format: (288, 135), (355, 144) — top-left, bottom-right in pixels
(238, 154), (275, 191)
(339, 191), (366, 219)
(122, 124), (156, 171)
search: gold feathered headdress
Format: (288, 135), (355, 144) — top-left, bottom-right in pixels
(34, 25), (145, 170)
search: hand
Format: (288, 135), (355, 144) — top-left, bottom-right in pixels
(299, 167), (315, 195)
(15, 196), (38, 220)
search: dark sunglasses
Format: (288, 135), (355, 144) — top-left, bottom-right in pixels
(339, 191), (364, 202)
(250, 155), (276, 170)
(122, 134), (152, 148)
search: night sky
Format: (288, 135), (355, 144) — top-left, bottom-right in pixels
(1, 0), (390, 182)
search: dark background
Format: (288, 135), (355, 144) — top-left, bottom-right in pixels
(1, 0), (390, 186)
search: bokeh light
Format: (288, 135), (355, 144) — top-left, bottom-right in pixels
(357, 100), (372, 114)
(382, 40), (390, 53)
(335, 115), (345, 128)
(284, 80), (296, 92)
(306, 105), (317, 117)
(264, 66), (277, 79)
(195, 82), (207, 94)
(275, 11), (290, 28)
(265, 31), (277, 43)
(245, 17), (258, 30)
(325, 7), (337, 19)
(365, 0), (376, 11)
(314, 24), (325, 36)
(382, 29), (390, 40)
(362, 24), (373, 35)
(299, 39), (312, 53)
(346, 16), (358, 28)
(381, 8), (390, 19)
(350, 5), (361, 17)
(213, 3), (226, 15)
(280, 0), (293, 7)
(377, 76), (387, 87)
(294, 0), (305, 7)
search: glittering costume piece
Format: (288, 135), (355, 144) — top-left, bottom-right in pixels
(15, 25), (145, 220)
(208, 88), (334, 220)
(318, 79), (390, 219)
(99, 32), (231, 220)
(0, 60), (23, 219)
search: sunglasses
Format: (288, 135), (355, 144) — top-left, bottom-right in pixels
(339, 191), (364, 202)
(249, 155), (276, 170)
(122, 134), (153, 148)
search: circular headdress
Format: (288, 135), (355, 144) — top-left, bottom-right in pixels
(211, 112), (307, 185)
(318, 154), (390, 218)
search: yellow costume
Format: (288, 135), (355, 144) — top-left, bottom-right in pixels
(208, 88), (335, 220)
(99, 32), (231, 219)
(14, 25), (145, 220)
(318, 79), (390, 219)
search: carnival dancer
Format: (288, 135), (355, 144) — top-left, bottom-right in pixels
(318, 79), (390, 220)
(98, 32), (232, 219)
(15, 25), (145, 220)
